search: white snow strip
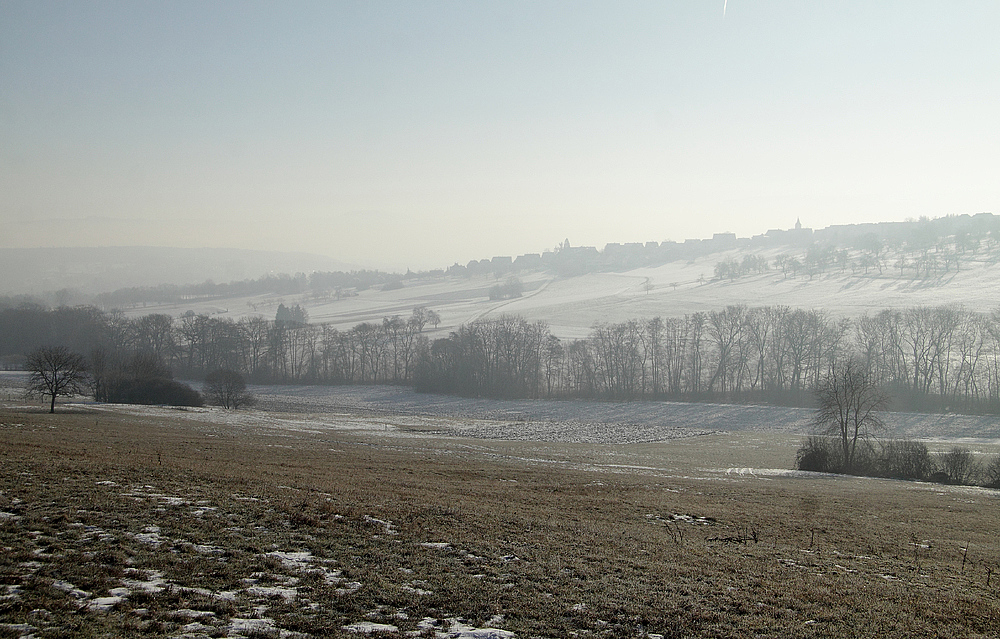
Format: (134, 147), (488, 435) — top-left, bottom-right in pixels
(343, 621), (400, 634)
(247, 585), (298, 602)
(87, 595), (123, 611)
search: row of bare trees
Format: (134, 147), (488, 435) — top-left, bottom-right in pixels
(10, 303), (1000, 411)
(544, 307), (850, 401)
(94, 308), (436, 385)
(415, 306), (1000, 410)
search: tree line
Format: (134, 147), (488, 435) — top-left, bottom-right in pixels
(417, 305), (1000, 412)
(7, 303), (1000, 414)
(0, 304), (439, 386)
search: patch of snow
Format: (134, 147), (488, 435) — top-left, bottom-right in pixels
(247, 585), (298, 602)
(190, 543), (225, 554)
(169, 609), (218, 620)
(51, 580), (90, 599)
(121, 569), (167, 594)
(420, 542), (450, 550)
(177, 621), (215, 635)
(363, 515), (397, 535)
(400, 583), (433, 596)
(87, 595), (123, 611)
(267, 550), (315, 571)
(1, 585), (21, 602)
(336, 581), (363, 596)
(228, 617), (278, 636)
(441, 618), (515, 639)
(343, 621), (400, 634)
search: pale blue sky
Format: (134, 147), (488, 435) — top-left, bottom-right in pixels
(3, 1), (999, 270)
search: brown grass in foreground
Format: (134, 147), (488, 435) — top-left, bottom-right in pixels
(1, 404), (999, 638)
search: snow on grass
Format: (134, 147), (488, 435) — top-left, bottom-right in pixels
(432, 617), (516, 639)
(363, 515), (397, 536)
(266, 549), (360, 590)
(343, 620), (400, 634)
(120, 569), (167, 594)
(129, 525), (165, 546)
(227, 617), (281, 636)
(246, 584), (298, 602)
(242, 384), (1000, 442)
(87, 595), (124, 611)
(400, 582), (434, 596)
(0, 623), (38, 636)
(50, 579), (90, 599)
(342, 617), (517, 638)
(70, 376), (1000, 444)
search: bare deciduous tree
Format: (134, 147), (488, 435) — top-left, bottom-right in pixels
(813, 358), (889, 474)
(984, 456), (1000, 488)
(936, 447), (981, 485)
(26, 346), (88, 413)
(204, 368), (255, 409)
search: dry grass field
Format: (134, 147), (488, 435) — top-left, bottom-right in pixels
(2, 400), (1000, 638)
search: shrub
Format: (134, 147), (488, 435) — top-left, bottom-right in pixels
(112, 377), (203, 407)
(204, 368), (255, 409)
(796, 436), (841, 473)
(984, 456), (1000, 488)
(796, 435), (877, 475)
(488, 277), (524, 301)
(877, 439), (933, 480)
(935, 447), (981, 485)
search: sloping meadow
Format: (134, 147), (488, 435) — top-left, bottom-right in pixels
(2, 405), (1000, 638)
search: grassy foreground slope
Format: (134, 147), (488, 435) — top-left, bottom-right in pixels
(2, 402), (999, 638)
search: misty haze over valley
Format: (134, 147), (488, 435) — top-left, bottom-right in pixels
(4, 3), (1000, 637)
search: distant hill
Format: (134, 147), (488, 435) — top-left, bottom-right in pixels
(0, 247), (358, 297)
(98, 213), (1000, 342)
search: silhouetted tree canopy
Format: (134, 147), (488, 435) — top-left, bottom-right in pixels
(26, 346), (89, 413)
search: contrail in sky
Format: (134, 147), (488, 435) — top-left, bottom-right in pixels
(723, 0), (728, 18)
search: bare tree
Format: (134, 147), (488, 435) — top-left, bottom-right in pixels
(813, 359), (889, 474)
(426, 309), (441, 330)
(26, 346), (88, 413)
(984, 455), (1000, 488)
(204, 368), (255, 409)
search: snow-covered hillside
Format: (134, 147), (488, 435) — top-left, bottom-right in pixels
(121, 246), (1000, 341)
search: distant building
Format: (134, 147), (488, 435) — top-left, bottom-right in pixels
(712, 232), (738, 248)
(513, 253), (541, 270)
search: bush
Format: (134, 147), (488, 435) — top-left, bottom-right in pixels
(92, 350), (202, 407)
(796, 436), (878, 475)
(983, 456), (1000, 488)
(935, 447), (981, 485)
(489, 277), (524, 301)
(877, 439), (933, 480)
(796, 436), (842, 473)
(110, 377), (203, 407)
(204, 368), (255, 409)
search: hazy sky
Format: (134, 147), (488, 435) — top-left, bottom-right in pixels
(3, 1), (999, 271)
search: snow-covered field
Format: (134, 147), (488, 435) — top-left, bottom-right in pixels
(60, 381), (1000, 450)
(242, 383), (1000, 444)
(120, 249), (1000, 341)
(5, 364), (999, 445)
